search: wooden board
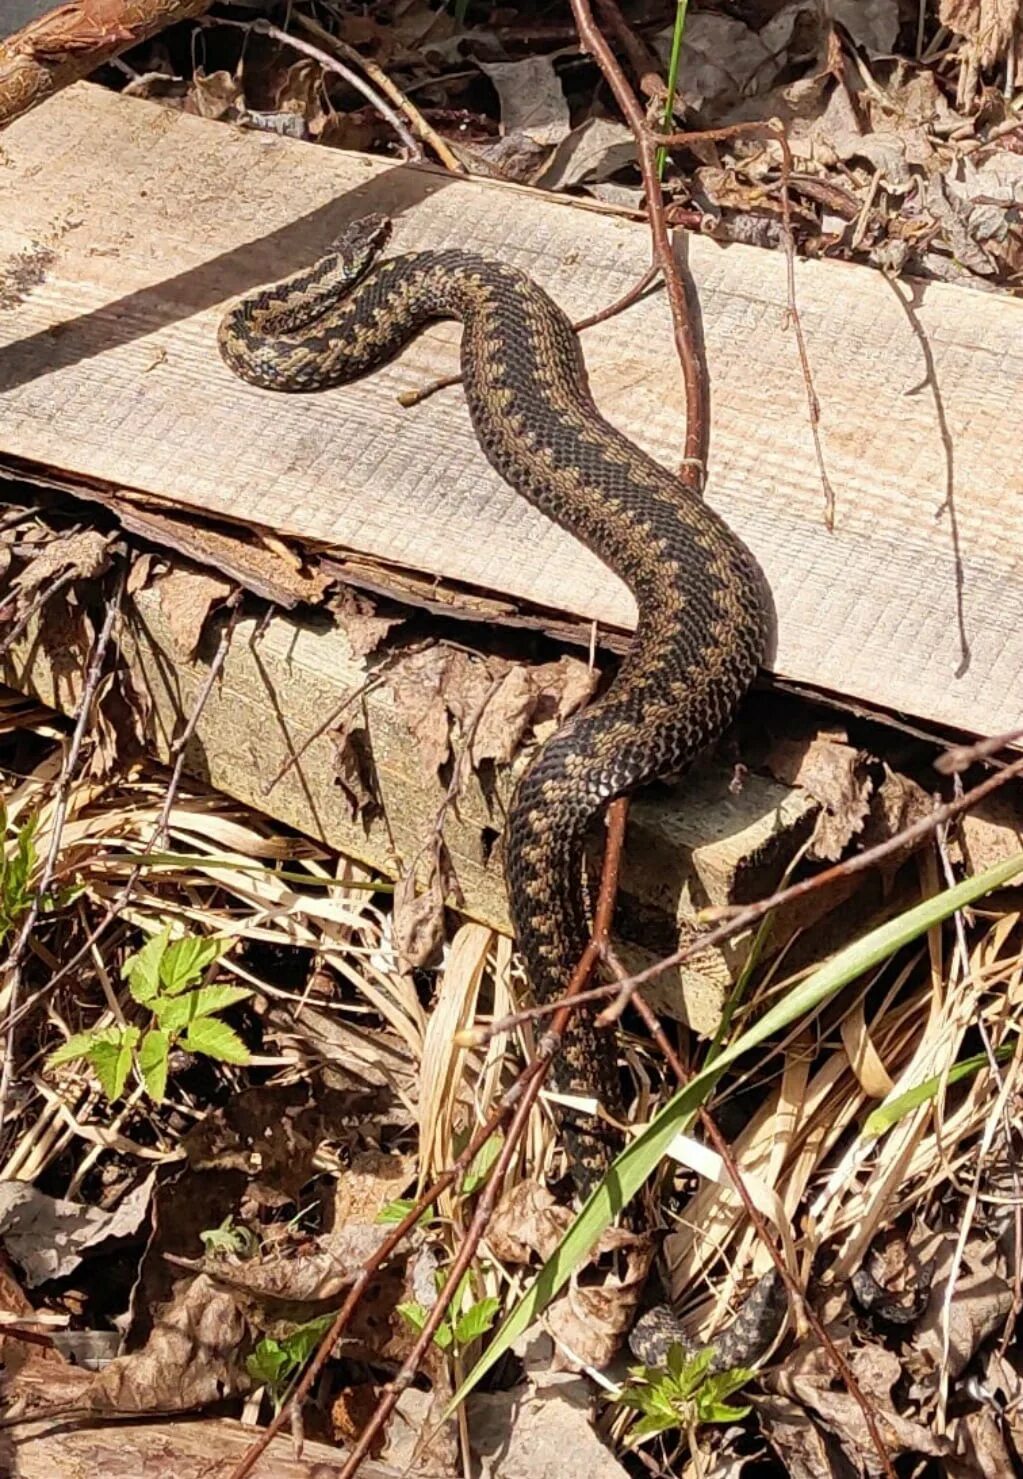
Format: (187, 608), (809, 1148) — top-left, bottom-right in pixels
(0, 85), (1021, 741)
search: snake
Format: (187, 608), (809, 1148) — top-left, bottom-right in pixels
(218, 213), (780, 1368)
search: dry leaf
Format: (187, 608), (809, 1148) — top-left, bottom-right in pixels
(768, 734), (873, 860)
(186, 68), (244, 122)
(155, 567), (233, 660)
(330, 720), (379, 820)
(536, 117), (637, 192)
(546, 1229), (652, 1369)
(940, 0), (1022, 68)
(0, 1177), (154, 1288)
(84, 1275), (249, 1414)
(913, 1238), (1013, 1378)
(392, 862), (446, 970)
(488, 1182), (573, 1265)
(478, 55), (569, 147)
(10, 528), (112, 600)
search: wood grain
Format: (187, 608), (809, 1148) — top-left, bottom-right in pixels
(1, 83), (1021, 743)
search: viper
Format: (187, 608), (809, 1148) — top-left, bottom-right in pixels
(218, 213), (780, 1365)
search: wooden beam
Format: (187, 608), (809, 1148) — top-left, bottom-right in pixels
(3, 575), (817, 1035)
(0, 85), (1020, 742)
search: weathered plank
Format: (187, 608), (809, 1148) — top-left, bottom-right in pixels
(2, 574), (817, 1034)
(0, 85), (1021, 742)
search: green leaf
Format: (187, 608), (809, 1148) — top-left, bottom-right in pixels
(461, 1136), (503, 1195)
(397, 1301), (454, 1351)
(450, 849), (1023, 1414)
(375, 1197), (434, 1228)
(47, 1030), (104, 1069)
(396, 1299), (428, 1333)
(246, 1338), (290, 1389)
(862, 1043), (1014, 1137)
(138, 1028), (169, 1102)
(151, 984), (251, 1034)
(453, 1297), (500, 1347)
(282, 1314), (336, 1366)
(159, 935), (230, 995)
(698, 1397), (751, 1424)
(124, 929), (170, 1003)
(89, 1027), (139, 1101)
(183, 1016), (249, 1064)
(151, 989), (199, 1033)
(187, 984), (253, 1018)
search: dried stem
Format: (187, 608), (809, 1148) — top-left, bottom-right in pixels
(0, 563), (125, 1133)
(294, 13), (464, 173)
(569, 0), (708, 484)
(653, 119), (835, 527)
(208, 15), (421, 161)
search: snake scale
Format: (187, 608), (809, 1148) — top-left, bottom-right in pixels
(218, 214), (782, 1367)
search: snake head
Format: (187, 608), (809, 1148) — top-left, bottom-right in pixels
(329, 213), (393, 271)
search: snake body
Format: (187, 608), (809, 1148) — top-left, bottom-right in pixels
(219, 215), (775, 1365)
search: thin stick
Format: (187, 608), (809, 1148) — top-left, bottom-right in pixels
(653, 120), (836, 527)
(0, 564), (125, 1132)
(0, 568), (80, 660)
(0, 0), (214, 129)
(569, 0), (708, 485)
(621, 968), (896, 1477)
(228, 799), (630, 1479)
(206, 16), (421, 161)
(295, 13), (465, 173)
(459, 744), (1023, 1047)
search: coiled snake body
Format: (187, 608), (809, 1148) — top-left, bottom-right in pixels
(219, 215), (778, 1365)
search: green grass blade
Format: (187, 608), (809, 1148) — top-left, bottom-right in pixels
(657, 0), (690, 179)
(449, 849), (1023, 1410)
(862, 1042), (1014, 1137)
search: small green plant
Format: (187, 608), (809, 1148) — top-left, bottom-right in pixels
(397, 1267), (500, 1354)
(46, 927), (250, 1101)
(374, 1196), (436, 1228)
(0, 803), (76, 946)
(246, 1314), (336, 1409)
(619, 1344), (752, 1444)
(200, 1214), (259, 1259)
(0, 805), (37, 946)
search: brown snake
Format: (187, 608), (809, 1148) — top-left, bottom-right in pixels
(218, 214), (782, 1367)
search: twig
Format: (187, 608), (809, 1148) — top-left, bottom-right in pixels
(0, 590), (244, 1042)
(569, 0), (708, 485)
(653, 120), (836, 527)
(0, 0), (214, 129)
(936, 725), (1023, 773)
(397, 263), (661, 410)
(208, 15), (421, 162)
(228, 799), (630, 1479)
(595, 0), (663, 96)
(295, 12), (464, 173)
(607, 747), (1023, 1005)
(0, 568), (79, 659)
(0, 563), (125, 1134)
